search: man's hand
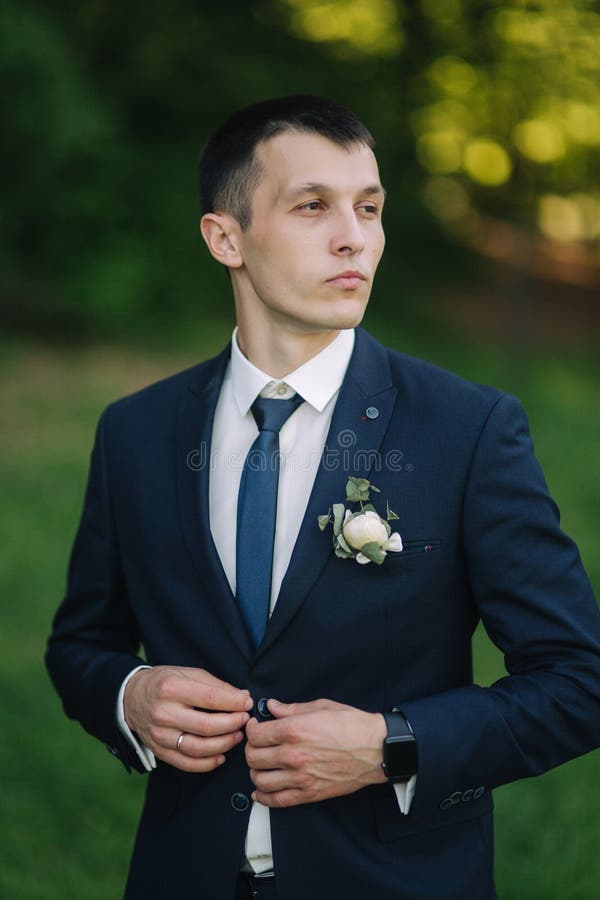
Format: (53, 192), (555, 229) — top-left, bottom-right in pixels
(245, 698), (387, 808)
(124, 666), (253, 773)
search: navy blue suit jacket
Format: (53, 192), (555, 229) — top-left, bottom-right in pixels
(46, 328), (600, 899)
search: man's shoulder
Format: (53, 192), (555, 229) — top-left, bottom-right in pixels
(105, 346), (228, 415)
(389, 346), (501, 400)
(371, 337), (527, 454)
(360, 328), (506, 414)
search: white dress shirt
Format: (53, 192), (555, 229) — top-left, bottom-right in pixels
(117, 327), (415, 872)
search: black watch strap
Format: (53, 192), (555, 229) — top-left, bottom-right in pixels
(381, 710), (417, 783)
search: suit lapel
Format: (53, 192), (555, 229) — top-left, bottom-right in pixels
(260, 329), (397, 655)
(175, 346), (254, 661)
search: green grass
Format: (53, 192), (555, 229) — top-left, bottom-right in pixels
(1, 321), (598, 899)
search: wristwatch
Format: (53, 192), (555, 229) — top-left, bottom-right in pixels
(381, 709), (417, 783)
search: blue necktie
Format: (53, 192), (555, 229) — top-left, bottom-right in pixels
(236, 392), (304, 648)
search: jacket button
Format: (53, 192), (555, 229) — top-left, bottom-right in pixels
(231, 793), (250, 812)
(473, 786), (485, 800)
(256, 698), (273, 720)
(365, 406), (379, 419)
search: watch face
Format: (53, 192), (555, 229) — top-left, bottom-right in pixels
(385, 735), (417, 780)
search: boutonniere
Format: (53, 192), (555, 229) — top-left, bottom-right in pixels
(318, 476), (403, 565)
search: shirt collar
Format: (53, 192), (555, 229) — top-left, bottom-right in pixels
(230, 326), (355, 416)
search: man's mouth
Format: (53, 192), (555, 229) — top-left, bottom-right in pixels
(326, 271), (367, 289)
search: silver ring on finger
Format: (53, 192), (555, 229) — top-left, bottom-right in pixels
(176, 731), (186, 753)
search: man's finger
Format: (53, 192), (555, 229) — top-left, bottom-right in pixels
(245, 717), (287, 748)
(172, 729), (245, 759)
(158, 672), (253, 712)
(174, 708), (250, 737)
(156, 749), (227, 774)
(265, 699), (296, 718)
(148, 716), (248, 752)
(244, 742), (283, 771)
(251, 788), (305, 808)
(266, 698), (347, 718)
(249, 767), (304, 793)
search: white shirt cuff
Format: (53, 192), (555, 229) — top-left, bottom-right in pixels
(116, 665), (156, 772)
(393, 775), (417, 813)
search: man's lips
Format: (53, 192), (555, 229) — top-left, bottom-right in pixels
(326, 271), (368, 289)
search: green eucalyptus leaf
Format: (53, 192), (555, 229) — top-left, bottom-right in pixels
(383, 519), (391, 537)
(362, 503), (376, 513)
(332, 503), (345, 537)
(360, 541), (386, 565)
(345, 483), (362, 503)
(335, 544), (354, 559)
(386, 501), (399, 521)
(346, 476), (371, 503)
(336, 532), (353, 554)
(347, 476), (365, 489)
(318, 513), (332, 531)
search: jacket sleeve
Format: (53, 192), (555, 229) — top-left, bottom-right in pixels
(45, 408), (148, 773)
(399, 393), (600, 817)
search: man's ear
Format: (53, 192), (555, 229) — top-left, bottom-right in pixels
(200, 213), (243, 268)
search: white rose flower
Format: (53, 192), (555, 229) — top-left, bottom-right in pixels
(342, 509), (390, 550)
(342, 509), (403, 565)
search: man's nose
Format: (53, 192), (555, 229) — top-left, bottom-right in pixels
(329, 210), (366, 255)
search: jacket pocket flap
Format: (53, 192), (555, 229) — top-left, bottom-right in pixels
(388, 539), (442, 561)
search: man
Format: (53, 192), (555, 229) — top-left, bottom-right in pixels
(46, 96), (600, 900)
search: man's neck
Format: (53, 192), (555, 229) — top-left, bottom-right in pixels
(235, 320), (341, 379)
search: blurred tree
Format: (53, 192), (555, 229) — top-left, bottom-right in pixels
(272, 0), (600, 285)
(1, 0), (597, 337)
(0, 1), (132, 334)
(2, 1), (341, 335)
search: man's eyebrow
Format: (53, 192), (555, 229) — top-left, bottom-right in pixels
(286, 182), (387, 200)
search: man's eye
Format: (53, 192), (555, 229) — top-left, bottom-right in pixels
(298, 200), (322, 211)
(358, 204), (378, 215)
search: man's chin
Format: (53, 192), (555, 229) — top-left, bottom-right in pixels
(326, 306), (369, 331)
(300, 314), (365, 335)
(318, 295), (370, 331)
(282, 294), (370, 335)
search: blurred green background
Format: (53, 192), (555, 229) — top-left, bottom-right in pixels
(1, 1), (599, 898)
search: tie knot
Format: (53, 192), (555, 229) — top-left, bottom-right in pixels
(251, 393), (304, 433)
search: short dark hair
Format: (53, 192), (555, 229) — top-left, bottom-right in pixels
(198, 95), (374, 230)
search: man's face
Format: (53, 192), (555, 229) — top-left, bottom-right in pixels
(232, 130), (386, 334)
